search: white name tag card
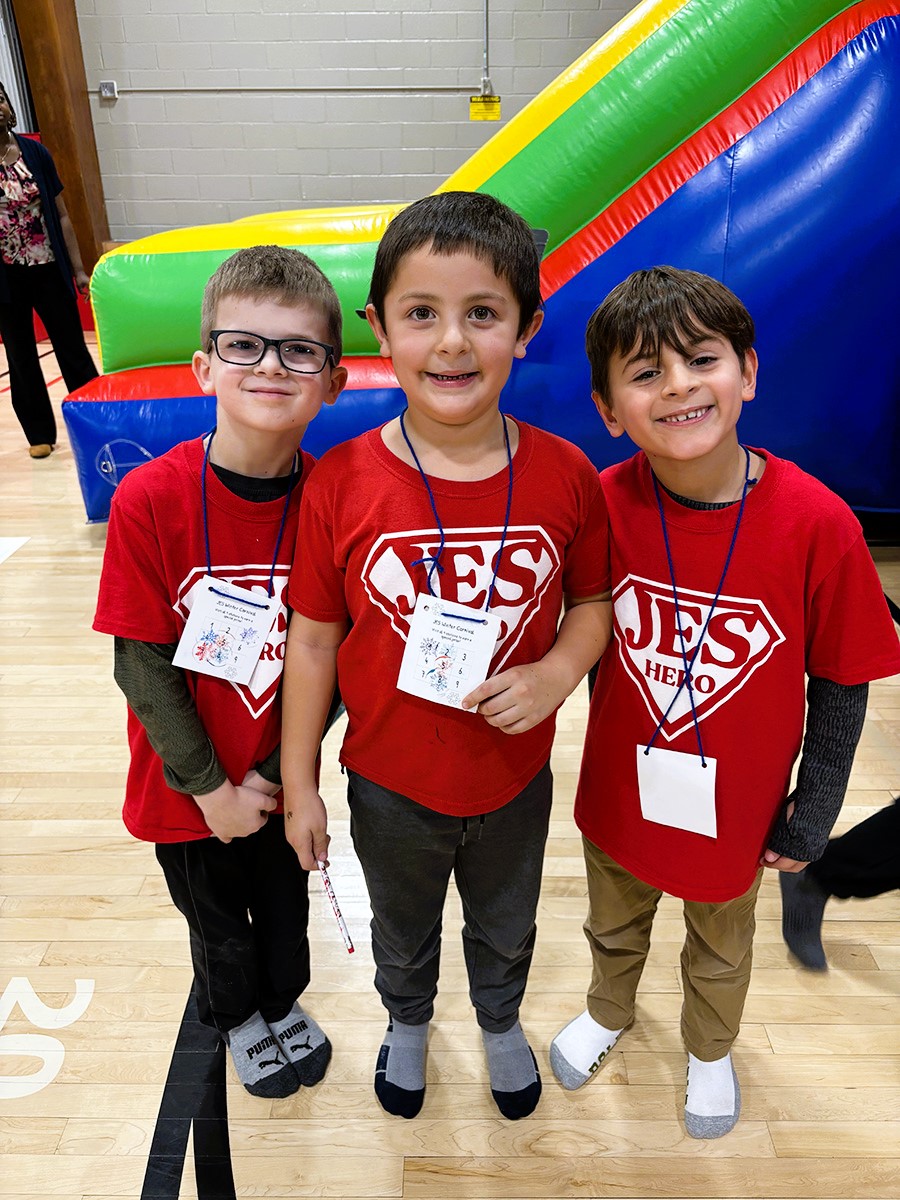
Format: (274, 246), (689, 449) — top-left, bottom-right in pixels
(397, 593), (501, 710)
(172, 576), (277, 685)
(636, 744), (718, 839)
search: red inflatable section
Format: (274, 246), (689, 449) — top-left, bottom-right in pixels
(73, 355), (397, 404)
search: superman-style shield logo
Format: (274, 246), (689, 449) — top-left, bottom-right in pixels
(614, 574), (785, 741)
(361, 525), (560, 670)
(174, 564), (289, 718)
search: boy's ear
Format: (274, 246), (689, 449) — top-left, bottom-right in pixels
(325, 364), (348, 406)
(592, 390), (625, 438)
(514, 309), (544, 359)
(192, 349), (216, 396)
(365, 303), (391, 358)
(741, 347), (758, 402)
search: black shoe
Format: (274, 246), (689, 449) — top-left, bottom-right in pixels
(779, 869), (829, 970)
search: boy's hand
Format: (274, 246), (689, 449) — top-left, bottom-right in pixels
(462, 660), (567, 735)
(760, 849), (809, 873)
(760, 799), (808, 871)
(241, 768), (281, 798)
(194, 780), (277, 843)
(284, 789), (330, 871)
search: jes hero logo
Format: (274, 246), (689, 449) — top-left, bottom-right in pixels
(614, 574), (785, 740)
(175, 565), (288, 718)
(362, 526), (560, 669)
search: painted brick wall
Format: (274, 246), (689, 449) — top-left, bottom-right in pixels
(75, 0), (633, 240)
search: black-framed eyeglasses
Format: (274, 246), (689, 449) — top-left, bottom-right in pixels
(210, 329), (335, 374)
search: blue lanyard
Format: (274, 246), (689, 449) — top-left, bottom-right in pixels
(200, 428), (298, 602)
(399, 408), (514, 613)
(645, 446), (752, 764)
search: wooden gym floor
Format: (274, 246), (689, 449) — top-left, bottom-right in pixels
(1, 337), (898, 1199)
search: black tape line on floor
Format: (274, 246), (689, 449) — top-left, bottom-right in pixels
(140, 992), (236, 1200)
(886, 591), (900, 626)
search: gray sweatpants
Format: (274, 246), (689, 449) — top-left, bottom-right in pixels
(348, 763), (553, 1032)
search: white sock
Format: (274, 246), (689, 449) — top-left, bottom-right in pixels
(685, 1052), (735, 1116)
(549, 1010), (624, 1090)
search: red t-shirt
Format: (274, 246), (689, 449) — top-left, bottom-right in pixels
(94, 437), (314, 843)
(576, 450), (900, 902)
(288, 422), (610, 815)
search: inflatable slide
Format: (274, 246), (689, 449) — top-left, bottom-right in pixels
(65, 0), (900, 521)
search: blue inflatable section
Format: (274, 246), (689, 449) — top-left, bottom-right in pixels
(65, 396), (216, 520)
(64, 385), (408, 522)
(503, 16), (900, 511)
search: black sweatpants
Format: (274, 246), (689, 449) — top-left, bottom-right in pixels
(348, 763), (553, 1032)
(0, 261), (97, 446)
(808, 796), (900, 899)
(155, 814), (311, 1035)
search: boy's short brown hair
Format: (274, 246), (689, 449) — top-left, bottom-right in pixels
(585, 266), (755, 400)
(369, 191), (542, 337)
(201, 244), (343, 360)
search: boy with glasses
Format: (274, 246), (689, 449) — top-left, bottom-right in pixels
(94, 245), (346, 1099)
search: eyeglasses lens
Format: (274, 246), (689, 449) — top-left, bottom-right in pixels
(214, 333), (328, 373)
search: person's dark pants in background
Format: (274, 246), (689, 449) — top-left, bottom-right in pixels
(0, 261), (97, 446)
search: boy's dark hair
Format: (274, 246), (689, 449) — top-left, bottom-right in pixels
(585, 266), (755, 399)
(369, 191), (542, 337)
(201, 244), (343, 361)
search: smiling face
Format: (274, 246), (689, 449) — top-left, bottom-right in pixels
(192, 295), (346, 451)
(594, 327), (757, 474)
(366, 246), (542, 439)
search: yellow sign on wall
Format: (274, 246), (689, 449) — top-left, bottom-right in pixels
(470, 95), (501, 121)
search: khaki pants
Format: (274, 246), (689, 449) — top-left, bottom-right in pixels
(582, 838), (762, 1061)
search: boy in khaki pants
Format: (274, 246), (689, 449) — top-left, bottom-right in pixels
(550, 266), (900, 1137)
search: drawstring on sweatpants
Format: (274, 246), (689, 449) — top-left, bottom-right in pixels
(460, 814), (486, 845)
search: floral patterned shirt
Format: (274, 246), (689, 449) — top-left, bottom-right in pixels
(0, 157), (55, 267)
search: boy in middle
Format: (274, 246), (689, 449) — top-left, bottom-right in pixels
(282, 191), (611, 1120)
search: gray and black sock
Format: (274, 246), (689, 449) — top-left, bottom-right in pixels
(267, 1002), (332, 1087)
(226, 1011), (299, 1098)
(374, 1018), (427, 1119)
(482, 1021), (542, 1120)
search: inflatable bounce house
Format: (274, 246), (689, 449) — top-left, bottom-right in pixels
(65, 0), (900, 522)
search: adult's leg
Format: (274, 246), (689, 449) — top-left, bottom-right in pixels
(810, 798), (900, 898)
(28, 263), (97, 393)
(0, 265), (56, 445)
(781, 798), (900, 970)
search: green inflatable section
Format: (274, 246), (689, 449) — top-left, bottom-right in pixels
(92, 0), (850, 373)
(95, 241), (378, 370)
(471, 0), (847, 247)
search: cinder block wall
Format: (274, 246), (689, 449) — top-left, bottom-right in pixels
(75, 0), (632, 240)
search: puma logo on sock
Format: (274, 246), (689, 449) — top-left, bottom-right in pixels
(246, 1033), (279, 1062)
(258, 1056), (285, 1071)
(277, 1019), (308, 1044)
(291, 1037), (312, 1053)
